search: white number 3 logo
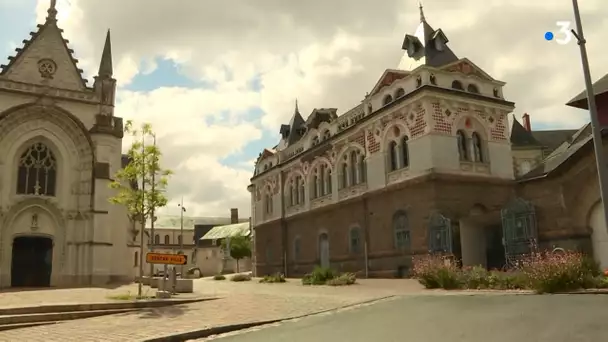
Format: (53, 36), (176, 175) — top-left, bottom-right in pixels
(555, 21), (573, 45)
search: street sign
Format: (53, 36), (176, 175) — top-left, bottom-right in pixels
(146, 252), (187, 265)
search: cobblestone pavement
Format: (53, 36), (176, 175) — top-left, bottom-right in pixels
(0, 278), (427, 341)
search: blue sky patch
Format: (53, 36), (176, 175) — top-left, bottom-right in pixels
(0, 0), (37, 58)
(126, 58), (211, 92)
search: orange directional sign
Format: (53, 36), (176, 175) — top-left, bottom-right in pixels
(146, 253), (187, 265)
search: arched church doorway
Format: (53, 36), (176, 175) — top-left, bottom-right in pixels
(11, 236), (53, 287)
(318, 233), (330, 268)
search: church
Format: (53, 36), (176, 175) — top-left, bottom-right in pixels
(0, 2), (132, 287)
(248, 6), (608, 278)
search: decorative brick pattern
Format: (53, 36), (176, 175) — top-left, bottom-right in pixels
(409, 106), (427, 138)
(441, 60), (490, 81)
(431, 102), (452, 134)
(490, 115), (508, 141)
(367, 130), (380, 154)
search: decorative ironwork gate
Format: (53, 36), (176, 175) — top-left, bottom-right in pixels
(428, 212), (452, 254)
(501, 198), (537, 267)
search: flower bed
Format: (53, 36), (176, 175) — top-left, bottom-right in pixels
(412, 251), (608, 294)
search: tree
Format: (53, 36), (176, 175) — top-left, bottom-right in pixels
(222, 234), (252, 273)
(109, 120), (172, 296)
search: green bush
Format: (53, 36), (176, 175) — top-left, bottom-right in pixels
(213, 274), (226, 280)
(460, 266), (490, 289)
(259, 272), (286, 283)
(519, 250), (592, 293)
(412, 255), (461, 289)
(301, 267), (356, 286)
(230, 273), (252, 282)
(326, 273), (357, 286)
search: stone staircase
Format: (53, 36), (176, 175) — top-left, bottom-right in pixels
(0, 298), (207, 332)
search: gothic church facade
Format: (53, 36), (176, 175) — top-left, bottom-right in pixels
(248, 8), (608, 277)
(0, 3), (132, 287)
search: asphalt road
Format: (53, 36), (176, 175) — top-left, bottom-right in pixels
(200, 294), (608, 342)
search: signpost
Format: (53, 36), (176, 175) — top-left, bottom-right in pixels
(146, 253), (187, 298)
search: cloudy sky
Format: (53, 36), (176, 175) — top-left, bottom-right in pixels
(0, 0), (605, 218)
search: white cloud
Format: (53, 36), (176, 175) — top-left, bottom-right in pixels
(22, 0), (608, 216)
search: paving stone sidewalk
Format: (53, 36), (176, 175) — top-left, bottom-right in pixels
(0, 278), (424, 341)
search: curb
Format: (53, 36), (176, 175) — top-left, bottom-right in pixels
(143, 295), (396, 342)
(554, 290), (608, 295)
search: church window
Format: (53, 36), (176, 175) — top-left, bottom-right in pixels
(472, 132), (484, 162)
(17, 142), (57, 197)
(393, 211), (411, 250)
(395, 88), (406, 98)
(164, 235), (170, 245)
(349, 227), (362, 253)
(467, 84), (479, 93)
(388, 141), (398, 171)
(451, 80), (464, 90)
(154, 234), (160, 245)
(298, 176), (305, 203)
(324, 168), (332, 195)
(383, 94), (393, 106)
(456, 130), (469, 161)
(401, 136), (410, 168)
(312, 172), (319, 199)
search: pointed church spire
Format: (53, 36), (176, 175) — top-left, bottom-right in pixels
(47, 0), (58, 22)
(98, 30), (113, 78)
(295, 99), (300, 114)
(419, 1), (426, 22)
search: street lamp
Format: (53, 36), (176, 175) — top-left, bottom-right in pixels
(178, 197), (186, 277)
(570, 0), (608, 233)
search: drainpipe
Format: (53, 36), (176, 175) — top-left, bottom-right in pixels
(362, 195), (370, 279)
(279, 169), (288, 276)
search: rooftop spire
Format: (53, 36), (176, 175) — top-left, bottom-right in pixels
(98, 29), (113, 77)
(419, 1), (426, 22)
(47, 0), (58, 22)
(295, 99), (300, 114)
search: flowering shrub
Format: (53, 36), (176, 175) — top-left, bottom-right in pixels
(412, 254), (461, 289)
(518, 251), (597, 293)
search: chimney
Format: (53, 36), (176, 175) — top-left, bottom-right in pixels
(230, 208), (239, 224)
(522, 113), (531, 131)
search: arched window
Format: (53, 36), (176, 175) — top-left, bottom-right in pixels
(312, 136), (320, 146)
(325, 169), (332, 195)
(349, 227), (361, 253)
(467, 84), (479, 93)
(265, 193), (273, 214)
(383, 94), (393, 106)
(456, 130), (468, 161)
(178, 235), (182, 245)
(293, 236), (301, 261)
(367, 103), (372, 114)
(395, 88), (405, 98)
(289, 180), (295, 206)
(298, 176), (305, 203)
(472, 132), (484, 162)
(341, 162), (348, 189)
(323, 130), (331, 141)
(164, 235), (170, 245)
(17, 142), (57, 196)
(312, 173), (319, 199)
(134, 252), (139, 266)
(154, 234), (160, 245)
(401, 136), (409, 168)
(264, 164), (269, 171)
(350, 151), (358, 185)
(451, 80), (464, 90)
(318, 165), (325, 196)
(358, 154), (366, 183)
(393, 211), (411, 250)
(388, 141), (398, 171)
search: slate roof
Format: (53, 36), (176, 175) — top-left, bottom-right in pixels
(277, 101), (307, 149)
(518, 124), (593, 181)
(397, 5), (459, 70)
(567, 73), (608, 109)
(510, 117), (542, 147)
(532, 130), (578, 152)
(200, 222), (250, 240)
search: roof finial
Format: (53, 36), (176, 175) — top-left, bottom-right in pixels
(47, 0), (58, 22)
(295, 99), (300, 114)
(419, 1), (426, 22)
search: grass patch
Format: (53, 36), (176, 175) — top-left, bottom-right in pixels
(230, 273), (252, 282)
(107, 291), (153, 301)
(259, 272), (286, 283)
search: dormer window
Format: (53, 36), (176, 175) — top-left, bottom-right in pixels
(312, 136), (320, 146)
(432, 29), (449, 52)
(451, 80), (464, 90)
(322, 130), (331, 141)
(493, 88), (500, 98)
(467, 84), (479, 93)
(367, 103), (372, 114)
(403, 35), (424, 60)
(395, 88), (405, 98)
(383, 95), (393, 106)
(430, 74), (437, 85)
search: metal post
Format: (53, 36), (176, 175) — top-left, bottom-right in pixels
(178, 198), (185, 277)
(571, 0), (608, 234)
(149, 134), (156, 278)
(162, 264), (167, 292)
(137, 134), (146, 298)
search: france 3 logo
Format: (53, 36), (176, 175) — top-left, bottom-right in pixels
(545, 21), (573, 45)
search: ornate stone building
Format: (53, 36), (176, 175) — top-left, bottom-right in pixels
(0, 2), (131, 287)
(248, 7), (608, 277)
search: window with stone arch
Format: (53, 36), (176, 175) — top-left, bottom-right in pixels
(287, 174), (305, 207)
(349, 226), (362, 254)
(383, 94), (393, 106)
(16, 142), (57, 196)
(467, 84), (480, 93)
(164, 235), (170, 245)
(456, 129), (468, 161)
(154, 234), (160, 245)
(451, 80), (464, 90)
(471, 132), (484, 162)
(388, 140), (398, 172)
(310, 162), (331, 200)
(401, 135), (410, 168)
(322, 130), (331, 141)
(393, 210), (411, 250)
(264, 192), (273, 215)
(395, 88), (406, 99)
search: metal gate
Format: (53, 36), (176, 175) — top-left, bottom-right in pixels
(428, 212), (452, 254)
(501, 198), (537, 267)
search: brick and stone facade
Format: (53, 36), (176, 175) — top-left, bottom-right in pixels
(248, 8), (608, 277)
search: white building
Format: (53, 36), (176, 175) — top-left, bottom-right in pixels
(0, 3), (131, 287)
